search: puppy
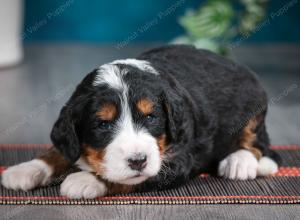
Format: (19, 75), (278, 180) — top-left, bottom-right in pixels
(2, 45), (280, 199)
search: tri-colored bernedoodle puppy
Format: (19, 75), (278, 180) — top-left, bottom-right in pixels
(2, 45), (280, 199)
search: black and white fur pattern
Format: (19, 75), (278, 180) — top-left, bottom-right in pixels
(2, 45), (280, 199)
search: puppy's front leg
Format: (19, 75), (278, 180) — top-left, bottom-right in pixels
(60, 170), (137, 199)
(1, 147), (70, 191)
(60, 171), (107, 199)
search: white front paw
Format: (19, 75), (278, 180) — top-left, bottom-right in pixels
(218, 150), (258, 180)
(60, 171), (107, 199)
(1, 159), (52, 191)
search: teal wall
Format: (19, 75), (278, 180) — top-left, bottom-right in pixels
(24, 0), (300, 42)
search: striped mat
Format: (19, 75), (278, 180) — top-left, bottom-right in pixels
(0, 144), (299, 205)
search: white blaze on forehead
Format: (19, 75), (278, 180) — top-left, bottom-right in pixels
(93, 64), (127, 89)
(93, 58), (158, 88)
(111, 59), (158, 75)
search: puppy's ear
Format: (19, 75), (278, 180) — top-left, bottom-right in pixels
(162, 89), (184, 143)
(51, 70), (97, 162)
(50, 105), (81, 163)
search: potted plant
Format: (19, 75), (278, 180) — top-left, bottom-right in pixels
(173, 0), (268, 55)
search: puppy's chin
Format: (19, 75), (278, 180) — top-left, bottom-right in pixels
(117, 175), (149, 185)
(103, 165), (161, 185)
(101, 160), (161, 185)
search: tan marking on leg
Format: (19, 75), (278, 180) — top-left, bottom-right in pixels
(96, 103), (117, 121)
(136, 98), (154, 115)
(38, 147), (71, 176)
(239, 117), (262, 160)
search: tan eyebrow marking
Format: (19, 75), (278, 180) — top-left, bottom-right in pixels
(136, 98), (154, 115)
(96, 103), (117, 121)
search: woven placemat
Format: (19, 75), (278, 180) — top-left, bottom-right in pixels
(0, 144), (299, 205)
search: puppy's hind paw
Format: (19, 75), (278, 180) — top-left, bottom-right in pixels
(218, 150), (258, 180)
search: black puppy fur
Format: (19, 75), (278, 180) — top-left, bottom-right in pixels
(50, 45), (280, 192)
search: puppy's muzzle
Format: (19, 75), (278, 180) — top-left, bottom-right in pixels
(127, 153), (147, 171)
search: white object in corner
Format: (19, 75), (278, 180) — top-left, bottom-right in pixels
(0, 0), (24, 67)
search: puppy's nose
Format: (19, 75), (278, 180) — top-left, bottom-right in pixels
(127, 154), (147, 171)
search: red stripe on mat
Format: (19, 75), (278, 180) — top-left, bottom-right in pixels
(270, 145), (300, 150)
(276, 167), (300, 176)
(0, 195), (300, 201)
(0, 144), (299, 150)
(0, 144), (52, 149)
(0, 167), (5, 174)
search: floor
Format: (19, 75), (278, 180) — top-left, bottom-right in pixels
(1, 205), (300, 220)
(0, 44), (299, 219)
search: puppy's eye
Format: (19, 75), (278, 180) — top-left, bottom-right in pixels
(99, 121), (112, 130)
(145, 114), (156, 123)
